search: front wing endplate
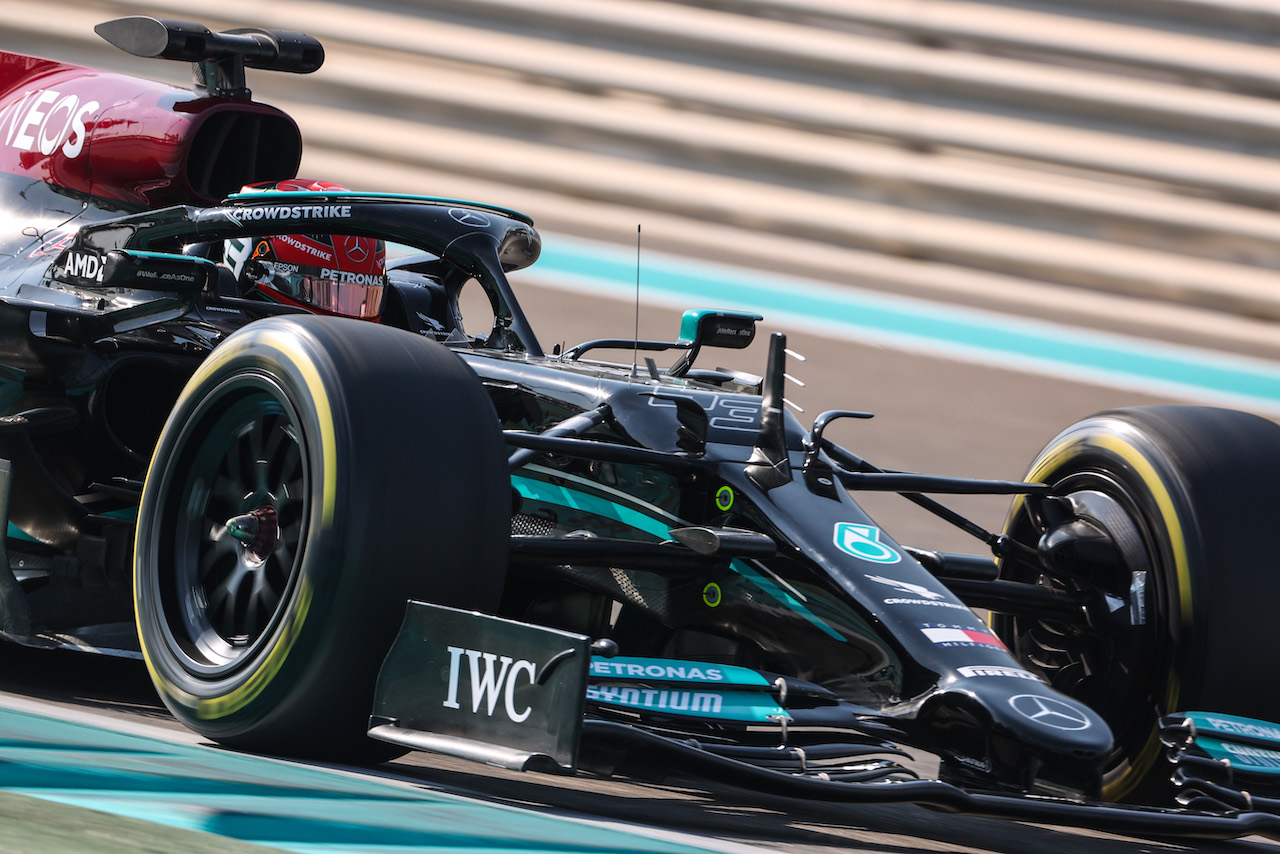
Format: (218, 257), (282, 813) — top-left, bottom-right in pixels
(370, 601), (589, 773)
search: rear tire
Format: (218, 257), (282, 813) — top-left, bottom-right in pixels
(134, 316), (508, 761)
(995, 405), (1280, 802)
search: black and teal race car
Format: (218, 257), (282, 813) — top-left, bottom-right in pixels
(3, 14), (1280, 842)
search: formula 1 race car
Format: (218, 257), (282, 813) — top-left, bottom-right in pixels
(4, 15), (1280, 842)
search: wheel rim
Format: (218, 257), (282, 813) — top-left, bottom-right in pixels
(155, 374), (310, 678)
(998, 470), (1173, 792)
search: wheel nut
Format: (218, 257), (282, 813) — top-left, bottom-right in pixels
(226, 513), (260, 544)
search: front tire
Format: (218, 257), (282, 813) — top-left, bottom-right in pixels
(996, 405), (1280, 802)
(134, 316), (508, 761)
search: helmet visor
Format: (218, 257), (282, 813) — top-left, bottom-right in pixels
(271, 267), (386, 318)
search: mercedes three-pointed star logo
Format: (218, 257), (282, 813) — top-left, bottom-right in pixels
(1008, 694), (1092, 730)
(343, 235), (369, 262)
(449, 208), (491, 227)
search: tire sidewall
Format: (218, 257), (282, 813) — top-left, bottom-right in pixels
(1005, 414), (1198, 800)
(135, 316), (509, 753)
(136, 320), (352, 736)
(1001, 405), (1280, 801)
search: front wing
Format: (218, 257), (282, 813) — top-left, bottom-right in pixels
(369, 602), (1280, 843)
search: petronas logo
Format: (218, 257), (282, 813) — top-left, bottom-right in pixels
(833, 523), (901, 564)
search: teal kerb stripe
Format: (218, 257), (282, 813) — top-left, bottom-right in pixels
(511, 474), (844, 641)
(528, 235), (1280, 410)
(0, 703), (718, 854)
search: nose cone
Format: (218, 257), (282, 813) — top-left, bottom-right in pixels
(992, 687), (1113, 759)
(927, 676), (1114, 762)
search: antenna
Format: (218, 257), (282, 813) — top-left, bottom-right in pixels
(631, 224), (641, 380)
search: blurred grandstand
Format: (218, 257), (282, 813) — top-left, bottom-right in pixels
(7, 0), (1280, 350)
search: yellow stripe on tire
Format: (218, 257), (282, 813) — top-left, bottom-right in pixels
(135, 322), (339, 722)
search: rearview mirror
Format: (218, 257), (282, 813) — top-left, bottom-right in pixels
(676, 309), (761, 350)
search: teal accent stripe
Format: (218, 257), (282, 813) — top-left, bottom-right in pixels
(225, 190), (532, 223)
(1194, 737), (1280, 775)
(512, 473), (844, 641)
(529, 235), (1280, 412)
(513, 475), (670, 539)
(586, 685), (787, 723)
(590, 656), (772, 687)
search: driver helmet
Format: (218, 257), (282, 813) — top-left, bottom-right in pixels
(223, 178), (387, 319)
